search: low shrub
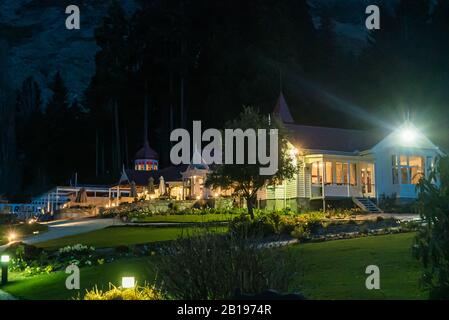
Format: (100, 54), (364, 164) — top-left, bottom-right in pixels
(8, 243), (104, 276)
(291, 225), (311, 242)
(115, 245), (130, 254)
(157, 229), (300, 299)
(83, 284), (165, 300)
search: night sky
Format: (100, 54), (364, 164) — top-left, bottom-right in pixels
(1, 0), (448, 198)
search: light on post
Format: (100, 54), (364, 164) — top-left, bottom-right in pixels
(1, 255), (10, 285)
(7, 232), (17, 243)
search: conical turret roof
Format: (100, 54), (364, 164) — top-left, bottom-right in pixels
(273, 92), (294, 123)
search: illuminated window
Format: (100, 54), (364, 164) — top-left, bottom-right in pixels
(336, 162), (348, 185)
(311, 162), (322, 185)
(392, 155), (424, 185)
(350, 163), (357, 186)
(409, 156), (424, 184)
(401, 167), (410, 184)
(325, 162), (333, 185)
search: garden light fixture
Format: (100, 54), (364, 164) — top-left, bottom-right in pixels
(1, 255), (10, 285)
(121, 276), (135, 289)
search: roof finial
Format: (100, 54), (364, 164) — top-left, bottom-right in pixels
(144, 82), (149, 143)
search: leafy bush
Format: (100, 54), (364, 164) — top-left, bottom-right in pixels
(157, 229), (300, 299)
(57, 244), (96, 267)
(378, 193), (416, 213)
(8, 243), (103, 276)
(229, 212), (285, 237)
(413, 157), (449, 299)
(83, 284), (164, 300)
(291, 224), (311, 241)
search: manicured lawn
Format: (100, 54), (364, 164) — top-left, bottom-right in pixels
(3, 258), (156, 300)
(293, 232), (426, 300)
(135, 214), (238, 223)
(2, 232), (427, 300)
(0, 223), (48, 245)
(35, 226), (226, 249)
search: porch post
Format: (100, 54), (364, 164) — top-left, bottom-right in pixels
(283, 180), (287, 209)
(347, 160), (350, 197)
(321, 161), (325, 212)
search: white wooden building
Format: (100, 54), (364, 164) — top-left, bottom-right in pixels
(259, 93), (444, 212)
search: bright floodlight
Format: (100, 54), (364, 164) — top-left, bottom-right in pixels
(400, 126), (418, 144)
(122, 276), (135, 288)
(1, 255), (10, 263)
(7, 232), (17, 243)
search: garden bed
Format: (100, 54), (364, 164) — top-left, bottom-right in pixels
(1, 233), (426, 300)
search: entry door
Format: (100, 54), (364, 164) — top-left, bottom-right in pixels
(361, 167), (373, 196)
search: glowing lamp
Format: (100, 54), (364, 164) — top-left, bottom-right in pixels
(7, 232), (17, 243)
(400, 127), (418, 144)
(1, 255), (9, 285)
(121, 277), (135, 289)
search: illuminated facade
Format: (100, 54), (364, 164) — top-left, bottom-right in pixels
(258, 93), (444, 212)
(134, 141), (159, 171)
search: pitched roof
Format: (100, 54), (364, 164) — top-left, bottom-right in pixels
(123, 164), (188, 185)
(285, 123), (385, 153)
(273, 92), (294, 123)
(134, 141), (159, 160)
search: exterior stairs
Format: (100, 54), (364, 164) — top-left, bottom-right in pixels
(352, 197), (383, 214)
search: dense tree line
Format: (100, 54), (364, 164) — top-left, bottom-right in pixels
(2, 0), (449, 199)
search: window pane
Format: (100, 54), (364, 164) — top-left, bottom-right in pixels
(342, 163), (348, 184)
(311, 162), (322, 185)
(409, 156), (423, 168)
(392, 168), (399, 184)
(336, 162), (343, 184)
(411, 167), (423, 184)
(401, 167), (410, 184)
(400, 155), (408, 166)
(426, 156), (433, 176)
(325, 162), (333, 185)
(391, 155), (397, 166)
(350, 163), (357, 186)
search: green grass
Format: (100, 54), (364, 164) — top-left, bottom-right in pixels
(2, 232), (427, 300)
(135, 214), (238, 223)
(293, 232), (426, 300)
(35, 226), (226, 249)
(3, 258), (156, 300)
(0, 223), (48, 245)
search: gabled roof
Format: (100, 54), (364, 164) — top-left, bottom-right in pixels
(273, 92), (295, 123)
(135, 141), (159, 160)
(285, 123), (385, 153)
(122, 164), (188, 186)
